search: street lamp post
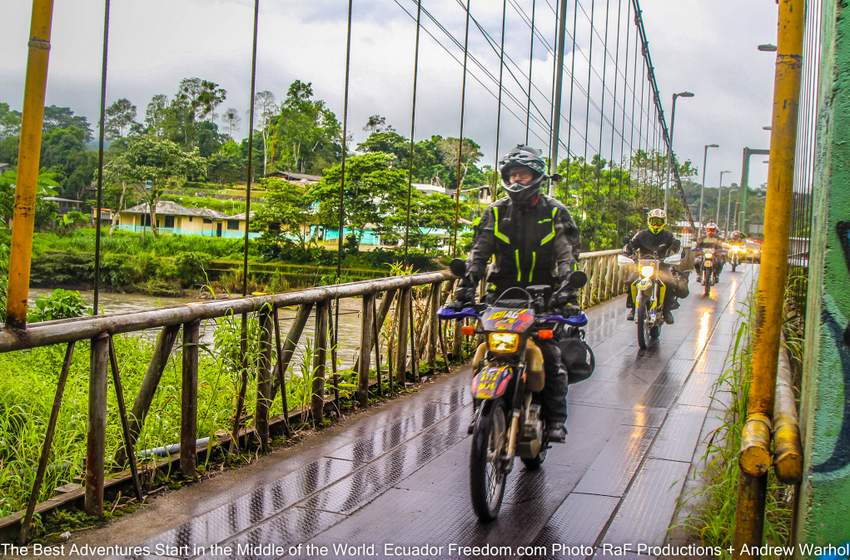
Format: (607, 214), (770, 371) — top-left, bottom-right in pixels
(725, 179), (736, 234)
(716, 170), (731, 225)
(664, 91), (695, 213)
(698, 144), (719, 230)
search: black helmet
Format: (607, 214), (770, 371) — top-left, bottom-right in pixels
(498, 145), (547, 204)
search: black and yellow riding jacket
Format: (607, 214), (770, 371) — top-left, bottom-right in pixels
(464, 194), (580, 292)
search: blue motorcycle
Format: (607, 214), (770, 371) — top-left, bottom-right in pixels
(439, 260), (593, 522)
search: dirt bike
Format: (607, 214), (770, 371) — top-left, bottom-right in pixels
(728, 245), (743, 272)
(438, 260), (591, 522)
(617, 252), (682, 350)
(697, 248), (719, 296)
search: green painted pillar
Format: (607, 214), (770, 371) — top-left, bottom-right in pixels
(797, 0), (850, 547)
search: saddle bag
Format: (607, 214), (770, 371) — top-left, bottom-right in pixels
(560, 336), (595, 384)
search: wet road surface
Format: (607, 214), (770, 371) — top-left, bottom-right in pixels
(75, 267), (755, 559)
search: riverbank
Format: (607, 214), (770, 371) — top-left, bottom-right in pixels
(24, 229), (436, 295)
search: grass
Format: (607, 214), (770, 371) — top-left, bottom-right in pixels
(682, 289), (794, 557)
(0, 283), (465, 538)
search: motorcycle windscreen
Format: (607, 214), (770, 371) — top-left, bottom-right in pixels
(471, 365), (514, 400)
(479, 307), (535, 333)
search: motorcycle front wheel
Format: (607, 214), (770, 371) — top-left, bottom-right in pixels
(703, 269), (712, 297)
(470, 402), (508, 522)
(636, 300), (651, 350)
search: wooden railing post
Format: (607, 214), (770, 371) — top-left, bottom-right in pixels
(395, 288), (411, 384)
(311, 300), (329, 426)
(19, 342), (75, 544)
(353, 289), (396, 373)
(428, 282), (440, 369)
(255, 308), (273, 452)
(357, 294), (374, 408)
(181, 320), (199, 477)
(270, 303), (313, 399)
(86, 332), (108, 517)
(119, 324), (179, 464)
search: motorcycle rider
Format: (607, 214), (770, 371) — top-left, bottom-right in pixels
(450, 145), (580, 443)
(623, 208), (684, 325)
(695, 222), (725, 282)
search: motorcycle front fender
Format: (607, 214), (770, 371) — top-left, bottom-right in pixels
(471, 365), (515, 400)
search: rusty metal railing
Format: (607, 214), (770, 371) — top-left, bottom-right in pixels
(1, 249), (626, 543)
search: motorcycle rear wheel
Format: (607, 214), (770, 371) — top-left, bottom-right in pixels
(470, 403), (507, 522)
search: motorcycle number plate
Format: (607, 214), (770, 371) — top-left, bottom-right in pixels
(471, 365), (513, 400)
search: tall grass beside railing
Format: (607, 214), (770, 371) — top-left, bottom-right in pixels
(683, 290), (794, 557)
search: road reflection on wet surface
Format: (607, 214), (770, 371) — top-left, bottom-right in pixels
(95, 267), (755, 560)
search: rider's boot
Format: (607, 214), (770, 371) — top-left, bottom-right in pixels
(546, 422), (567, 443)
(663, 308), (675, 324)
(626, 307), (635, 321)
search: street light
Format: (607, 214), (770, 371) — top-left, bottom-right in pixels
(762, 126), (772, 131)
(698, 144), (719, 229)
(716, 170), (731, 225)
(664, 91), (695, 213)
(758, 44), (778, 52)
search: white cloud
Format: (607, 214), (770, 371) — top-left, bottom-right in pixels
(1, 0), (776, 189)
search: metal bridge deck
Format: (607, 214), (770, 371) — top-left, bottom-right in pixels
(75, 268), (755, 560)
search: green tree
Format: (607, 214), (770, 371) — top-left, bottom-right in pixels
(144, 94), (169, 135)
(40, 125), (96, 200)
(104, 98), (137, 140)
(357, 129), (409, 166)
(208, 139), (244, 184)
(253, 178), (315, 250)
(0, 169), (59, 229)
(266, 80), (342, 174)
(43, 105), (92, 141)
(310, 152), (406, 251)
(0, 102), (21, 138)
(222, 107), (241, 138)
(113, 135), (206, 236)
(254, 90), (277, 176)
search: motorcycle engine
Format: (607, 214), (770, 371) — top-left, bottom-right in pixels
(518, 404), (544, 458)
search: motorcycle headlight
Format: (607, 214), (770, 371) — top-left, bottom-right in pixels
(487, 332), (520, 354)
(640, 265), (655, 278)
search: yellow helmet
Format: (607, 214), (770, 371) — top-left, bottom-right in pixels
(647, 208), (666, 234)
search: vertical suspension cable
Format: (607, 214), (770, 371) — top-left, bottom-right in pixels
(337, 0), (354, 278)
(608, 0), (622, 238)
(564, 0), (580, 187)
(494, 0), (507, 194)
(608, 0), (622, 166)
(595, 0), (610, 197)
(525, 0), (536, 145)
(452, 0), (472, 257)
(548, 1), (559, 167)
(93, 0), (111, 316)
(633, 40), (645, 208)
(241, 0), (260, 299)
(582, 0), (595, 169)
(403, 0), (422, 263)
(234, 0), (261, 450)
(619, 0), (632, 166)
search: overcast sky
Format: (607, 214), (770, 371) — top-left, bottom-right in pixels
(1, 0), (777, 189)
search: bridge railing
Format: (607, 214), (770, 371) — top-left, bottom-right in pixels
(1, 249), (626, 542)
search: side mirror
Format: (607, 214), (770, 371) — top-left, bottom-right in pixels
(449, 258), (467, 277)
(565, 270), (588, 290)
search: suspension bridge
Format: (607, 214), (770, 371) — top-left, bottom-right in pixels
(0, 0), (847, 557)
